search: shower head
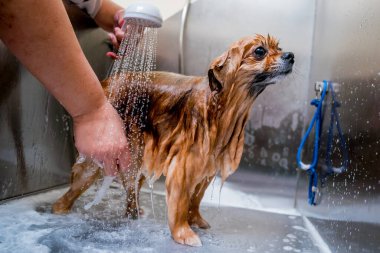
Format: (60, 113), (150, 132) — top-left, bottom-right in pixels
(123, 2), (163, 28)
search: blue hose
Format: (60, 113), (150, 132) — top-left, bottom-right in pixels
(322, 83), (349, 185)
(296, 81), (328, 205)
(296, 80), (349, 205)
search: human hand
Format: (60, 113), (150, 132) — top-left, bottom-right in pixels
(73, 101), (130, 176)
(106, 9), (125, 59)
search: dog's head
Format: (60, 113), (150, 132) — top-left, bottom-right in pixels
(208, 34), (294, 97)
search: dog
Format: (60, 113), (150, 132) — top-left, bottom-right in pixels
(52, 34), (294, 247)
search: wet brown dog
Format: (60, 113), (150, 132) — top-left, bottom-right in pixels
(52, 34), (294, 246)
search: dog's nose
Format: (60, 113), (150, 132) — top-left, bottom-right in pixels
(281, 52), (294, 61)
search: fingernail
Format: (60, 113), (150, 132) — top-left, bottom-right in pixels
(106, 52), (118, 59)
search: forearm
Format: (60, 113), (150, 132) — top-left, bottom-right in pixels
(0, 0), (106, 117)
(94, 0), (124, 32)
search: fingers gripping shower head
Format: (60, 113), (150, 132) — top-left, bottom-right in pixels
(123, 2), (163, 28)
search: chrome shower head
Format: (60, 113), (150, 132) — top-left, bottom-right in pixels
(123, 2), (163, 28)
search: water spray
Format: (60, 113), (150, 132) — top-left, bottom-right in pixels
(85, 2), (162, 211)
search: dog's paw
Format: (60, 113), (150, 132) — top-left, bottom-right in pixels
(173, 227), (202, 247)
(189, 215), (211, 229)
(125, 206), (143, 219)
(51, 201), (71, 214)
(126, 210), (138, 219)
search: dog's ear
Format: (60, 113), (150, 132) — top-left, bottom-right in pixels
(208, 69), (222, 92)
(208, 46), (242, 92)
(208, 52), (228, 92)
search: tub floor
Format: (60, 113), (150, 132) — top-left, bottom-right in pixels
(0, 178), (322, 253)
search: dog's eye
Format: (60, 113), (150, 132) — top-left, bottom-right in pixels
(254, 47), (267, 59)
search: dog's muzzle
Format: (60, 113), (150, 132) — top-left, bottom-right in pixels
(281, 52), (295, 74)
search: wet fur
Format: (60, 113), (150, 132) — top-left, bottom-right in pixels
(52, 34), (293, 246)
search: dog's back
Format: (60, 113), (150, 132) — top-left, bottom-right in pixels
(103, 72), (214, 180)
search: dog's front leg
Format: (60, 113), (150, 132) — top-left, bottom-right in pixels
(188, 176), (213, 229)
(52, 161), (100, 214)
(165, 159), (202, 247)
(122, 174), (145, 219)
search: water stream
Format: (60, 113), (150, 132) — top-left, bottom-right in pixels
(88, 22), (158, 211)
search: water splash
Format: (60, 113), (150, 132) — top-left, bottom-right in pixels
(105, 22), (158, 213)
(148, 176), (156, 221)
(84, 176), (116, 210)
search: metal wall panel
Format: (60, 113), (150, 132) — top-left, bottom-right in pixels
(156, 12), (181, 73)
(295, 0), (380, 226)
(0, 43), (75, 199)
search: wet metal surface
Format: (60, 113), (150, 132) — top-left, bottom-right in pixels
(0, 181), (320, 253)
(296, 0), (380, 225)
(307, 217), (380, 253)
(0, 43), (75, 200)
(1, 0), (379, 252)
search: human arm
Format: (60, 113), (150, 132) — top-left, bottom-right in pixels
(0, 0), (129, 175)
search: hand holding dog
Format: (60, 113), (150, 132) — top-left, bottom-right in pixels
(73, 101), (130, 176)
